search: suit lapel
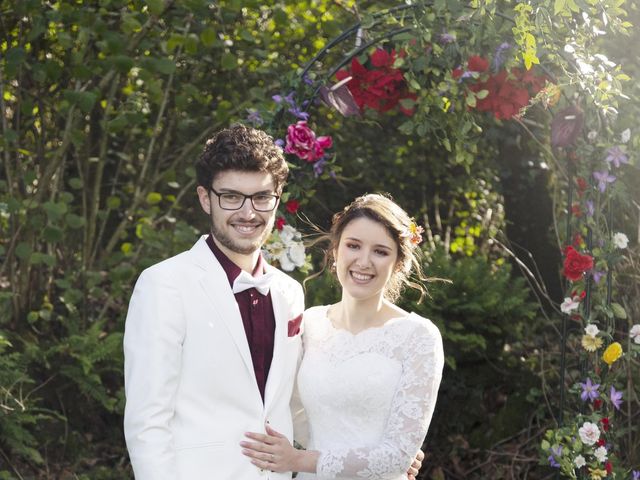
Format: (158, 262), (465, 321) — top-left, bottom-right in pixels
(190, 237), (256, 382)
(263, 273), (291, 411)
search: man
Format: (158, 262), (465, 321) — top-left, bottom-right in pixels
(123, 124), (423, 479)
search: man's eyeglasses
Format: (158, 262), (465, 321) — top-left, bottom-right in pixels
(209, 188), (279, 212)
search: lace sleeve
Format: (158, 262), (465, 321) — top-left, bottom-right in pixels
(316, 321), (444, 479)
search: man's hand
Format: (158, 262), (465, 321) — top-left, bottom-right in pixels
(407, 448), (425, 480)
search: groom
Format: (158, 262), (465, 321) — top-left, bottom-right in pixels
(123, 124), (423, 479)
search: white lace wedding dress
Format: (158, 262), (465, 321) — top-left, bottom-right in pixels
(294, 305), (444, 480)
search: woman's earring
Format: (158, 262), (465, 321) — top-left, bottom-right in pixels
(331, 261), (337, 272)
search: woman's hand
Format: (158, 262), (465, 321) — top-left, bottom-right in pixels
(407, 448), (425, 479)
(240, 424), (318, 473)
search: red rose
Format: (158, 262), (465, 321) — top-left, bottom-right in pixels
(605, 462), (612, 474)
(593, 399), (603, 410)
(275, 216), (286, 231)
(336, 49), (415, 116)
(601, 417), (610, 432)
(576, 177), (588, 196)
(468, 55), (489, 72)
(563, 246), (594, 281)
(285, 199), (300, 214)
(572, 204), (582, 217)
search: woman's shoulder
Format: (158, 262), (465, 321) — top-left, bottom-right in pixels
(398, 312), (443, 343)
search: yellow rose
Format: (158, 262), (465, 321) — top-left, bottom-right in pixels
(602, 342), (623, 366)
(589, 467), (607, 480)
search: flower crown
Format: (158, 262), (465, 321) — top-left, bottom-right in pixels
(400, 219), (424, 246)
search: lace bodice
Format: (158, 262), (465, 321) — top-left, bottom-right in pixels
(295, 305), (444, 480)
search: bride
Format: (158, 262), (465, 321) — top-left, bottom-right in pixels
(240, 193), (444, 479)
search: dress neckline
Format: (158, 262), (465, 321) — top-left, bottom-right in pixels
(322, 304), (412, 337)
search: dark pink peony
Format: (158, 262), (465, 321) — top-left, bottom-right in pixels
(284, 121), (332, 162)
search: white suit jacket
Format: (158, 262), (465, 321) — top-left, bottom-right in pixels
(123, 236), (304, 480)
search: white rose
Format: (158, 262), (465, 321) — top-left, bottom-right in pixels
(578, 421), (600, 446)
(277, 249), (295, 272)
(574, 455), (586, 468)
(279, 225), (298, 244)
(612, 232), (629, 249)
(630, 324), (640, 345)
(287, 242), (306, 268)
(561, 297), (580, 314)
(584, 324), (600, 337)
(594, 446), (607, 463)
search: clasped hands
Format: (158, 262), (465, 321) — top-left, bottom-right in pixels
(240, 424), (425, 479)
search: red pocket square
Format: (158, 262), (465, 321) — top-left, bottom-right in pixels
(288, 313), (303, 337)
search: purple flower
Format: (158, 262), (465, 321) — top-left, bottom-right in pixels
(593, 170), (616, 193)
(439, 31), (456, 44)
(302, 74), (313, 85)
(586, 200), (595, 217)
(580, 378), (600, 402)
(548, 445), (562, 468)
(313, 157), (326, 177)
(274, 138), (285, 148)
(592, 270), (605, 284)
(632, 470), (640, 480)
(605, 146), (628, 168)
(245, 109), (263, 126)
(493, 42), (511, 71)
(288, 106), (310, 121)
(610, 386), (623, 410)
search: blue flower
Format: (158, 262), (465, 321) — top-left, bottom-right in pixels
(313, 157), (326, 177)
(548, 445), (562, 468)
(580, 378), (600, 402)
(245, 109), (264, 126)
(493, 42), (512, 71)
(609, 386), (623, 410)
(605, 146), (628, 168)
(593, 170), (616, 193)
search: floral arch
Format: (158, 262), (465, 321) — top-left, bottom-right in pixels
(251, 2), (639, 478)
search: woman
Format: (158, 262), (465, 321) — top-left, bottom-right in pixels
(241, 193), (444, 479)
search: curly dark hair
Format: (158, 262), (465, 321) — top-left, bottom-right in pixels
(195, 124), (289, 192)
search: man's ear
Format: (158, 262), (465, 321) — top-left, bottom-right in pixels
(196, 186), (211, 214)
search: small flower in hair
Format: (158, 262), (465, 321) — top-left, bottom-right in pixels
(401, 219), (424, 245)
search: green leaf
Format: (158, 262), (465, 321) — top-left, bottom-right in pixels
(69, 177), (83, 189)
(146, 192), (162, 204)
(15, 242), (32, 260)
(65, 214), (86, 229)
(475, 89), (489, 99)
(611, 303), (627, 319)
(220, 52), (238, 70)
(465, 94), (477, 108)
(121, 242), (133, 254)
(43, 201), (68, 220)
(64, 90), (98, 113)
(43, 226), (63, 242)
(200, 27), (216, 47)
(152, 58), (176, 75)
(146, 0), (164, 15)
(106, 196), (121, 209)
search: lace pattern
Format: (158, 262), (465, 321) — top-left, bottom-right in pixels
(297, 306), (444, 480)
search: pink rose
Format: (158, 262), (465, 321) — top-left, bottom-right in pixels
(285, 121), (317, 162)
(313, 135), (332, 159)
(284, 121), (332, 162)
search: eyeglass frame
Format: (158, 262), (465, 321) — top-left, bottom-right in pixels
(208, 187), (280, 212)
